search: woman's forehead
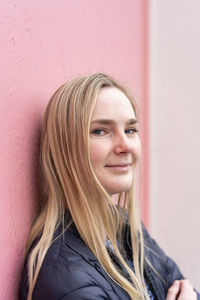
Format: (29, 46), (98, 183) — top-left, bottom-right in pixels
(91, 87), (136, 120)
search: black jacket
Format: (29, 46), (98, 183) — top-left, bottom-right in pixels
(20, 222), (200, 300)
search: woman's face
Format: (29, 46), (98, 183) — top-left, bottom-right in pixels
(89, 87), (141, 195)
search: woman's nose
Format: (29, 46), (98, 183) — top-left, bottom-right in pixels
(113, 133), (131, 154)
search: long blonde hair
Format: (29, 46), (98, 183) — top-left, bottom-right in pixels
(26, 73), (150, 300)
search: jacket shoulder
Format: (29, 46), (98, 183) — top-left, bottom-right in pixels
(31, 227), (115, 300)
(33, 258), (111, 299)
(142, 223), (184, 286)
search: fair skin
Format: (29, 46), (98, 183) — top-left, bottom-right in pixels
(89, 86), (197, 300)
(166, 280), (196, 300)
(89, 86), (141, 195)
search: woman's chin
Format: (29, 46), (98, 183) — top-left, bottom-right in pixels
(104, 183), (132, 196)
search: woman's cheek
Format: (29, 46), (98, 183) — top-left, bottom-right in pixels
(132, 137), (142, 162)
(90, 141), (106, 166)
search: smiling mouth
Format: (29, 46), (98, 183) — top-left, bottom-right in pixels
(105, 163), (132, 172)
(106, 163), (132, 167)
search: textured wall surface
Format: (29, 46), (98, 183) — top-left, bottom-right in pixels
(0, 1), (148, 299)
(149, 0), (200, 290)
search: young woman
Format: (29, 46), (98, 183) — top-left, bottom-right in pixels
(20, 73), (199, 300)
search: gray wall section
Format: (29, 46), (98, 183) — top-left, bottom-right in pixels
(149, 0), (200, 290)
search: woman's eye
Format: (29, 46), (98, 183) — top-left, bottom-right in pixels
(125, 128), (138, 134)
(91, 129), (106, 136)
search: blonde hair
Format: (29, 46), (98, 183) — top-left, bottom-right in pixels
(26, 73), (150, 300)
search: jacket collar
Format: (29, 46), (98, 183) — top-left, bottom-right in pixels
(63, 222), (131, 300)
(64, 222), (98, 263)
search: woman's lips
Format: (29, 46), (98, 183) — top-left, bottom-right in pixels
(105, 163), (132, 172)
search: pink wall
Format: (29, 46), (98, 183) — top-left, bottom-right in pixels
(0, 1), (148, 299)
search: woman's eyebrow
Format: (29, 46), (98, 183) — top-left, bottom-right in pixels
(91, 119), (114, 125)
(91, 118), (138, 125)
(127, 118), (138, 124)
